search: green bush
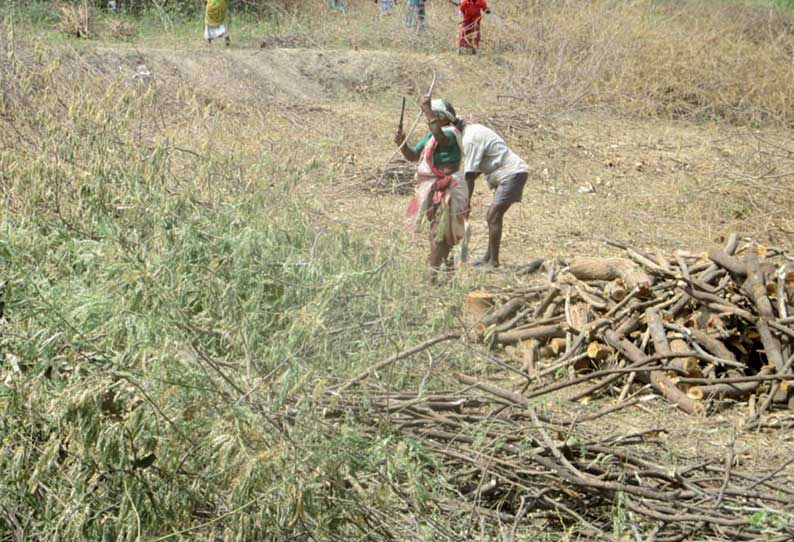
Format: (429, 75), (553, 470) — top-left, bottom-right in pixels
(0, 39), (454, 541)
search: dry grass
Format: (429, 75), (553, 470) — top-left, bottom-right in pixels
(278, 0), (794, 126)
(57, 1), (94, 39)
(616, 3), (794, 124)
(106, 18), (138, 41)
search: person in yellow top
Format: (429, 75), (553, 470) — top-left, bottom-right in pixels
(205, 0), (230, 46)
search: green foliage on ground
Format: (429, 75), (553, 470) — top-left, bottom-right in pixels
(773, 0), (794, 9)
(0, 28), (472, 541)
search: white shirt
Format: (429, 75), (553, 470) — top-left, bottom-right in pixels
(462, 123), (528, 188)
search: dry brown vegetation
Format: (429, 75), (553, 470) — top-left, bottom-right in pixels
(106, 18), (138, 40)
(277, 0), (794, 125)
(57, 1), (94, 38)
(488, 0), (794, 125)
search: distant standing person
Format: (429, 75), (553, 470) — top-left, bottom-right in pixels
(454, 0), (489, 54)
(204, 0), (230, 46)
(406, 0), (426, 31)
(329, 0), (347, 13)
(378, 0), (395, 16)
(461, 122), (528, 269)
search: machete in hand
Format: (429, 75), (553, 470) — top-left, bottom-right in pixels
(398, 96), (406, 132)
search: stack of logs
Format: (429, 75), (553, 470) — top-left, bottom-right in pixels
(464, 235), (794, 419)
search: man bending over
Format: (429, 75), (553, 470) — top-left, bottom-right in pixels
(462, 122), (529, 269)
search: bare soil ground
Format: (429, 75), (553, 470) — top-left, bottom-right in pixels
(83, 41), (794, 475)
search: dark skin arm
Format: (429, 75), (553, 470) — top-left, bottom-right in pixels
(394, 129), (420, 161)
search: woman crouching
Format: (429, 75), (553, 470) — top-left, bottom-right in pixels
(395, 96), (469, 281)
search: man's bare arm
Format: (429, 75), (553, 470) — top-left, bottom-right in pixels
(465, 172), (480, 206)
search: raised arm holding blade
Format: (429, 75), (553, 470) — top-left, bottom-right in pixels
(395, 95), (469, 281)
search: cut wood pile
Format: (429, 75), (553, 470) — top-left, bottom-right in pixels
(463, 234), (794, 423)
(328, 235), (794, 539)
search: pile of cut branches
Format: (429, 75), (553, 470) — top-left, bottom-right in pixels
(463, 234), (794, 424)
(328, 234), (794, 538)
(358, 159), (416, 195)
(325, 387), (794, 541)
(481, 111), (544, 141)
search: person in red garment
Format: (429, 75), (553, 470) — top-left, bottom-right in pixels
(455, 0), (490, 54)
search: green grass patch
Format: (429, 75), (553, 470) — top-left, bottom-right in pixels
(771, 0), (794, 9)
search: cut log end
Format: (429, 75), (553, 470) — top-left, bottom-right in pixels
(586, 341), (611, 362)
(605, 280), (628, 301)
(549, 337), (568, 356)
(687, 386), (704, 401)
